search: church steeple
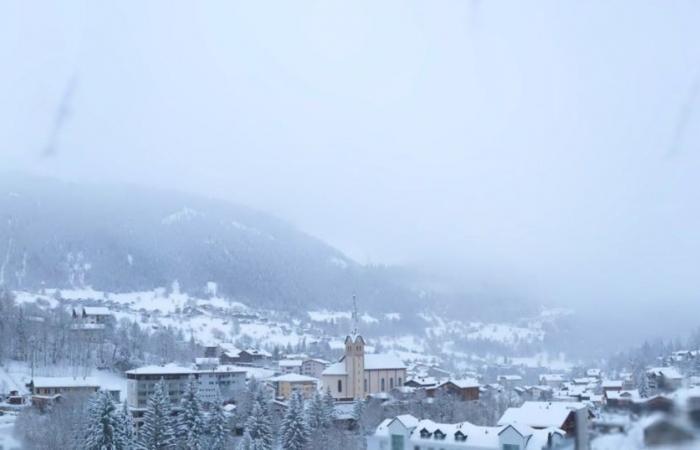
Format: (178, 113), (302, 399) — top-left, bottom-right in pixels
(344, 294), (365, 399)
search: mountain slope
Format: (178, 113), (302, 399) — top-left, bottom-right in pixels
(0, 173), (414, 311)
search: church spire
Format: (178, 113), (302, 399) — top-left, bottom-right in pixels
(351, 294), (359, 337)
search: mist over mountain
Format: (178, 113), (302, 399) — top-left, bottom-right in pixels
(0, 174), (533, 320)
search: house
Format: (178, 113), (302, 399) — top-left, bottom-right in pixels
(647, 367), (683, 391)
(278, 359), (303, 374)
(539, 374), (565, 389)
(28, 377), (100, 398)
(321, 333), (407, 400)
(605, 390), (640, 409)
(404, 376), (439, 389)
(367, 414), (566, 450)
(643, 416), (695, 447)
(125, 363), (246, 413)
(71, 306), (113, 330)
(426, 379), (480, 401)
(268, 373), (319, 400)
(498, 401), (592, 436)
(601, 380), (623, 394)
(217, 344), (272, 366)
(301, 358), (329, 379)
(586, 369), (602, 379)
(497, 375), (524, 388)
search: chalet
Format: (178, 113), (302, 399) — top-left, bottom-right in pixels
(498, 401), (593, 436)
(367, 414), (565, 450)
(28, 377), (100, 408)
(647, 367), (683, 392)
(218, 344), (272, 366)
(301, 358), (329, 379)
(633, 394), (675, 415)
(426, 379), (480, 401)
(267, 373), (318, 400)
(71, 306), (113, 330)
(539, 374), (565, 389)
(601, 380), (623, 394)
(497, 374), (524, 388)
(644, 416), (695, 447)
(605, 390), (640, 409)
(404, 376), (439, 389)
(278, 359), (303, 374)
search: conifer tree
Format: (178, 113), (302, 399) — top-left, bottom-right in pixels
(117, 400), (136, 450)
(207, 387), (228, 450)
(352, 399), (367, 450)
(280, 391), (309, 450)
(178, 377), (205, 450)
(321, 388), (335, 427)
(242, 401), (274, 450)
(84, 390), (121, 450)
(139, 379), (175, 450)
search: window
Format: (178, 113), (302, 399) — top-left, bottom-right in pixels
(502, 445), (520, 450)
(381, 378), (385, 391)
(433, 430), (445, 440)
(364, 379), (368, 391)
(391, 435), (404, 450)
(337, 380), (342, 393)
(399, 377), (402, 386)
(390, 378), (394, 389)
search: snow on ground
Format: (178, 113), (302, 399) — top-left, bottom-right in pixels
(0, 415), (21, 450)
(308, 310), (351, 322)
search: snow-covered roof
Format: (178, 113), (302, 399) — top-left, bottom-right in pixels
(322, 362), (347, 376)
(540, 374), (565, 382)
(498, 375), (523, 381)
(647, 366), (683, 380)
(606, 390), (640, 401)
(82, 306), (111, 316)
(441, 378), (480, 389)
(32, 377), (100, 388)
(268, 374), (318, 383)
(364, 354), (406, 370)
(498, 401), (587, 429)
(601, 380), (623, 389)
(279, 359), (303, 367)
(126, 363), (246, 376)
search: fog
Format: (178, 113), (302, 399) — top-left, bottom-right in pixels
(2, 1), (700, 334)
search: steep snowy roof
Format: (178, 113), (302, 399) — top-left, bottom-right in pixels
(441, 378), (480, 389)
(82, 306), (111, 315)
(322, 362), (347, 376)
(268, 374), (318, 383)
(279, 359), (303, 367)
(364, 354), (406, 370)
(498, 401), (587, 429)
(32, 377), (100, 388)
(125, 363), (246, 376)
(647, 367), (683, 380)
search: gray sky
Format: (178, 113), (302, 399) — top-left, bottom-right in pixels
(2, 1), (700, 317)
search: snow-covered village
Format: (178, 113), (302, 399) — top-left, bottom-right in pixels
(3, 1), (700, 449)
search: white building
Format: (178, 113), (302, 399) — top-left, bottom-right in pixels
(322, 333), (407, 400)
(125, 363), (246, 410)
(367, 414), (566, 450)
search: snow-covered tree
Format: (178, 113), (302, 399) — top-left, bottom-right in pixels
(117, 400), (136, 450)
(305, 390), (326, 432)
(242, 401), (274, 450)
(206, 387), (228, 450)
(321, 388), (335, 427)
(280, 391), (309, 450)
(83, 390), (123, 450)
(178, 377), (205, 450)
(351, 399), (367, 450)
(139, 379), (175, 450)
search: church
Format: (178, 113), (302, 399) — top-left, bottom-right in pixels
(321, 299), (407, 400)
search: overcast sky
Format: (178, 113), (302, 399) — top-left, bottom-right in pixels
(2, 1), (700, 317)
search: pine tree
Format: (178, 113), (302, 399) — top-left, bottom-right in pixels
(207, 388), (228, 450)
(139, 379), (175, 450)
(117, 401), (136, 450)
(178, 377), (205, 450)
(280, 391), (309, 450)
(84, 390), (121, 450)
(305, 390), (326, 432)
(242, 401), (273, 450)
(352, 399), (367, 450)
(321, 388), (335, 427)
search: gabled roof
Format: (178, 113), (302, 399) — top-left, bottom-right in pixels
(31, 377), (99, 388)
(498, 401), (587, 429)
(439, 378), (480, 389)
(82, 306), (111, 316)
(268, 374), (318, 383)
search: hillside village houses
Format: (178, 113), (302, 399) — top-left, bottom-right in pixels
(268, 373), (319, 400)
(368, 414), (567, 450)
(71, 305), (113, 330)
